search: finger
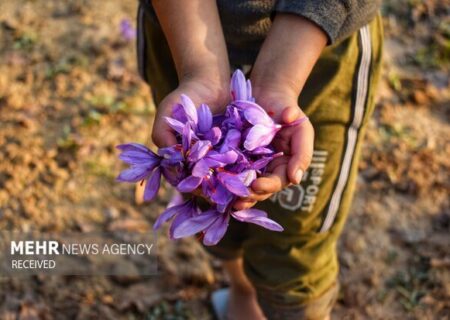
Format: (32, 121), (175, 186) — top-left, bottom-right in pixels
(272, 136), (290, 154)
(152, 127), (177, 148)
(266, 155), (289, 172)
(243, 190), (274, 202)
(281, 106), (301, 124)
(151, 113), (178, 148)
(287, 119), (314, 184)
(251, 164), (289, 194)
(233, 199), (257, 211)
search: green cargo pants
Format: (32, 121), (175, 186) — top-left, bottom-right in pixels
(137, 3), (383, 319)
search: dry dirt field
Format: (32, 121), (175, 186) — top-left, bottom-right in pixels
(0, 0), (449, 319)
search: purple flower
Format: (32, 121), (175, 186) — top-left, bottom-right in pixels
(165, 97), (222, 145)
(234, 101), (282, 151)
(116, 143), (162, 201)
(117, 69), (288, 246)
(153, 199), (201, 239)
(158, 145), (186, 186)
(120, 19), (136, 41)
(230, 69), (254, 102)
(217, 171), (250, 197)
(172, 207), (283, 246)
(231, 208), (283, 231)
(178, 149), (238, 195)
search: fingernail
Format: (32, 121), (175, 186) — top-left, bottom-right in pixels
(295, 169), (303, 184)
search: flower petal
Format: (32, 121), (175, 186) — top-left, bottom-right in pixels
(158, 146), (184, 164)
(234, 101), (273, 126)
(231, 209), (283, 231)
(177, 176), (203, 193)
(250, 147), (274, 155)
(203, 127), (222, 145)
(187, 140), (211, 162)
(223, 106), (243, 130)
(167, 191), (184, 208)
(251, 157), (273, 170)
(210, 183), (234, 206)
(164, 116), (185, 134)
(203, 213), (230, 246)
(197, 103), (213, 132)
(117, 165), (152, 182)
(246, 79), (255, 102)
(237, 169), (257, 186)
(172, 103), (188, 123)
(230, 69), (248, 101)
(168, 202), (199, 238)
(231, 208), (267, 221)
(217, 172), (250, 197)
(245, 216), (284, 231)
(161, 164), (185, 186)
(118, 151), (159, 166)
(143, 168), (161, 202)
(220, 129), (241, 153)
(182, 123), (192, 153)
(244, 124), (277, 151)
(172, 209), (218, 239)
(207, 150), (239, 165)
(192, 159), (212, 178)
(180, 94), (198, 125)
(153, 200), (187, 230)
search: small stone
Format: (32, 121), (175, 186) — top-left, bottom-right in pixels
(412, 90), (429, 105)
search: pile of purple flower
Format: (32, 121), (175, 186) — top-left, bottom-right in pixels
(117, 70), (302, 245)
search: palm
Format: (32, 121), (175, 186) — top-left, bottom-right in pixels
(233, 99), (314, 211)
(152, 80), (229, 148)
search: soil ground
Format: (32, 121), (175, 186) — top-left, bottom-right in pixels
(0, 0), (448, 319)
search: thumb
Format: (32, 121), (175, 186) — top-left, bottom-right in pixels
(281, 105), (302, 124)
(287, 118), (314, 184)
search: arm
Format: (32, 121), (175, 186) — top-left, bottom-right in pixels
(151, 0), (230, 147)
(235, 14), (327, 209)
(274, 0), (380, 44)
(251, 13), (327, 116)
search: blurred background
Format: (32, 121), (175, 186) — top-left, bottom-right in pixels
(0, 0), (448, 319)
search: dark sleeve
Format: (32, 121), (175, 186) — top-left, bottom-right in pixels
(274, 0), (381, 44)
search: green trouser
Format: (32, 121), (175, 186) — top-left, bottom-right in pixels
(137, 4), (383, 319)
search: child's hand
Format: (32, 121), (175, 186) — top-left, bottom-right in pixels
(151, 0), (230, 148)
(151, 76), (229, 148)
(233, 90), (314, 210)
(232, 13), (326, 210)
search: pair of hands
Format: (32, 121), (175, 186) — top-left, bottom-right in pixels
(151, 75), (314, 210)
(149, 3), (324, 209)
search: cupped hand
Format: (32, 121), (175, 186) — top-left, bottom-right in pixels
(234, 91), (314, 210)
(151, 76), (229, 148)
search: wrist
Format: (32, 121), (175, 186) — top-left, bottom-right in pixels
(176, 73), (230, 111)
(251, 83), (299, 121)
(251, 74), (301, 101)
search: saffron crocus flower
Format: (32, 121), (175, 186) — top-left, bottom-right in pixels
(172, 207), (282, 245)
(116, 143), (162, 201)
(166, 97), (222, 145)
(234, 101), (282, 151)
(117, 69), (291, 246)
(177, 149), (238, 194)
(153, 199), (201, 238)
(230, 69), (254, 102)
(158, 146), (186, 186)
(120, 19), (136, 41)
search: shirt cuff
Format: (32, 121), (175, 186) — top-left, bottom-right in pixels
(274, 0), (349, 44)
